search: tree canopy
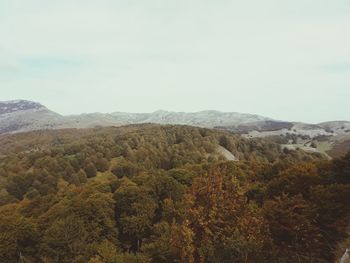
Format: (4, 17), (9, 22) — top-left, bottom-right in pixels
(0, 124), (348, 262)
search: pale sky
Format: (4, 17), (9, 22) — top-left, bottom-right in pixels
(0, 0), (349, 123)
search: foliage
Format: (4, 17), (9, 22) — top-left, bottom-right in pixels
(0, 124), (347, 262)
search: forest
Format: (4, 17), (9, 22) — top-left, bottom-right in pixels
(0, 124), (349, 263)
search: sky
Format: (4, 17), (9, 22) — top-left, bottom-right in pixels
(0, 0), (349, 123)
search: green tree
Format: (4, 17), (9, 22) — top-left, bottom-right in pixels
(114, 181), (156, 252)
(84, 163), (97, 178)
(38, 186), (117, 261)
(6, 173), (34, 200)
(0, 204), (39, 263)
(111, 158), (139, 178)
(142, 222), (181, 262)
(95, 158), (110, 172)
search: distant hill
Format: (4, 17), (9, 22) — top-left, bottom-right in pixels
(0, 100), (65, 134)
(0, 100), (274, 133)
(1, 100), (349, 158)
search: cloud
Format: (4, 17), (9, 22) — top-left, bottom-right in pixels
(0, 0), (349, 122)
(321, 63), (350, 72)
(0, 63), (22, 72)
(22, 57), (86, 71)
(0, 51), (23, 72)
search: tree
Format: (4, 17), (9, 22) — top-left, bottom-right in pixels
(266, 162), (321, 198)
(142, 222), (181, 263)
(95, 158), (110, 172)
(41, 216), (89, 262)
(310, 184), (350, 225)
(111, 158), (139, 178)
(114, 181), (156, 252)
(84, 163), (97, 178)
(181, 168), (269, 263)
(330, 152), (350, 184)
(77, 170), (88, 184)
(167, 169), (195, 186)
(38, 187), (117, 262)
(219, 135), (233, 151)
(6, 173), (34, 200)
(263, 194), (326, 262)
(0, 204), (39, 263)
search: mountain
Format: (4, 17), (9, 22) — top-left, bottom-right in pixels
(1, 100), (350, 158)
(0, 100), (45, 114)
(112, 109), (273, 127)
(0, 100), (66, 134)
(0, 100), (275, 133)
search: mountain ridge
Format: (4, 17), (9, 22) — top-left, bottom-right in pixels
(1, 99), (350, 158)
(0, 100), (276, 133)
(0, 99), (349, 135)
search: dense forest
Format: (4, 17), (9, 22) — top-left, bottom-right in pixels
(0, 124), (349, 262)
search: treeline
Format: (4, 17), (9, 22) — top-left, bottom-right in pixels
(0, 124), (347, 262)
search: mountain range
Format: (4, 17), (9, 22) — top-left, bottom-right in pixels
(0, 99), (276, 133)
(1, 99), (350, 157)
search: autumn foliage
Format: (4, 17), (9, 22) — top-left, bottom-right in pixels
(0, 125), (348, 262)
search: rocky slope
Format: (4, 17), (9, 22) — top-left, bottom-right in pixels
(0, 100), (66, 134)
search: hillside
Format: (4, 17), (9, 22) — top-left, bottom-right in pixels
(0, 124), (349, 262)
(0, 100), (274, 134)
(1, 99), (350, 159)
(0, 100), (66, 134)
(0, 124), (320, 162)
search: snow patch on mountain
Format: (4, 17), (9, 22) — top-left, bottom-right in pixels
(0, 100), (46, 115)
